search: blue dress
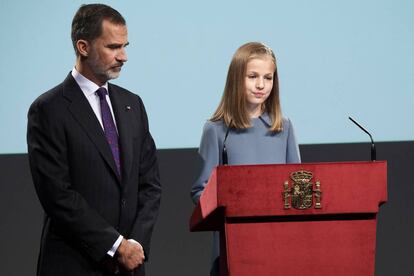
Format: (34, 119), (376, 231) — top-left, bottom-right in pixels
(191, 113), (301, 275)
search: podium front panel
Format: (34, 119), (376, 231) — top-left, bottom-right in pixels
(224, 218), (377, 276)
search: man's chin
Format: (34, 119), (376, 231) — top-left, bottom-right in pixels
(107, 71), (121, 80)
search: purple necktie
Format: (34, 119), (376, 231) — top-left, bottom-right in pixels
(96, 87), (121, 175)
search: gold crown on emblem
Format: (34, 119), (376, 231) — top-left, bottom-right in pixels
(290, 170), (313, 182)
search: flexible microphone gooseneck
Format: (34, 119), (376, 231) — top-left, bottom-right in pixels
(222, 121), (232, 165)
(348, 116), (376, 161)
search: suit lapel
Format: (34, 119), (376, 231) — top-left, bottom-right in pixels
(108, 84), (134, 184)
(62, 74), (121, 183)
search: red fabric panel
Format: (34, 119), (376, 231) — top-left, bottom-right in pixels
(217, 161), (387, 217)
(201, 168), (218, 216)
(225, 219), (377, 276)
(190, 169), (218, 230)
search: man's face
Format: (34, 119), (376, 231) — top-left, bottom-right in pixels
(86, 20), (128, 84)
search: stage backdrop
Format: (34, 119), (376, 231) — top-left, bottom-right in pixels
(0, 0), (413, 153)
(0, 0), (413, 275)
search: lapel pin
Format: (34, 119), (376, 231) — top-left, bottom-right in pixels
(125, 105), (131, 111)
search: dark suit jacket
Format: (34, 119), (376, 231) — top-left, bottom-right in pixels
(27, 73), (161, 276)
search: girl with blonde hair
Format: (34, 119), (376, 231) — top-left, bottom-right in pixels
(191, 42), (301, 275)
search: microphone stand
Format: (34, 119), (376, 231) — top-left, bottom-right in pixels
(222, 121), (232, 165)
(348, 117), (376, 161)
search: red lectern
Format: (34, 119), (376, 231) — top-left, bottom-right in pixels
(190, 161), (387, 276)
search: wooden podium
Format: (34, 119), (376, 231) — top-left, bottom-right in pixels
(190, 161), (387, 276)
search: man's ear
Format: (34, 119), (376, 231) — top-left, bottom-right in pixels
(76, 39), (89, 57)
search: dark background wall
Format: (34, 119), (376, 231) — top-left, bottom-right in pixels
(1, 141), (413, 275)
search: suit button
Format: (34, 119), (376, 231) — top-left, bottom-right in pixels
(121, 199), (126, 206)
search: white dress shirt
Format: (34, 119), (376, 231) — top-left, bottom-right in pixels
(71, 68), (123, 257)
(71, 68), (118, 132)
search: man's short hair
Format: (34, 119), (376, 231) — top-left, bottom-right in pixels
(71, 4), (126, 55)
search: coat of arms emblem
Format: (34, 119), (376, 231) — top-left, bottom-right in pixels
(282, 170), (322, 210)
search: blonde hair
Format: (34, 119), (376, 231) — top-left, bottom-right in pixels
(211, 42), (283, 132)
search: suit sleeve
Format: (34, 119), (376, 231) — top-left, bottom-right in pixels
(191, 122), (220, 204)
(129, 97), (162, 260)
(27, 98), (119, 262)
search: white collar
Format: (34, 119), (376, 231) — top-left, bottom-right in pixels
(71, 67), (109, 96)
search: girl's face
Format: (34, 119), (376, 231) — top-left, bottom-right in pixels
(244, 55), (275, 117)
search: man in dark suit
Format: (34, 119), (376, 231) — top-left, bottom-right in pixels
(27, 4), (161, 276)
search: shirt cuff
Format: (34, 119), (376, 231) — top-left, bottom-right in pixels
(107, 235), (123, 257)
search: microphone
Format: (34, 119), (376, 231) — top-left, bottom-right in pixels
(348, 116), (376, 161)
(222, 121), (232, 165)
